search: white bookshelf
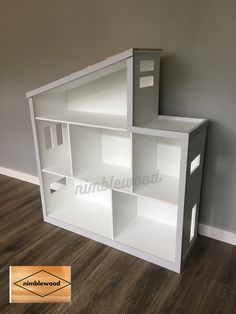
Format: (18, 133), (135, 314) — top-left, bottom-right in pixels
(27, 48), (208, 273)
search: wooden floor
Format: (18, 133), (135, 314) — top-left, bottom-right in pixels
(0, 175), (236, 313)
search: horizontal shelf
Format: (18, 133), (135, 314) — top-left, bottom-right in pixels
(36, 111), (127, 131)
(42, 160), (72, 177)
(133, 175), (179, 204)
(48, 198), (112, 238)
(139, 115), (206, 133)
(41, 163), (178, 203)
(115, 216), (176, 262)
(76, 164), (132, 193)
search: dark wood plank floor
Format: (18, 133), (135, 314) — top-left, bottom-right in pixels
(0, 174), (236, 313)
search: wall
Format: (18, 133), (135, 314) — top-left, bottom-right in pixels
(0, 0), (236, 233)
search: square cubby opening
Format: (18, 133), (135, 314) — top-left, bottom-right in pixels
(42, 173), (113, 238)
(70, 125), (132, 193)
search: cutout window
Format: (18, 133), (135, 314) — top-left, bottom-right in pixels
(190, 204), (197, 241)
(190, 154), (201, 174)
(44, 126), (53, 150)
(50, 177), (66, 194)
(139, 76), (154, 88)
(56, 123), (64, 146)
(140, 60), (154, 72)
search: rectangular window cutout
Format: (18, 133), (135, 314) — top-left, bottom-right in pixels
(190, 204), (197, 242)
(44, 126), (53, 150)
(140, 60), (154, 72)
(50, 177), (66, 194)
(190, 154), (201, 174)
(139, 76), (154, 88)
(56, 123), (64, 146)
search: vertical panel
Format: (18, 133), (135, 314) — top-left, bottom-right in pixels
(181, 128), (207, 265)
(112, 191), (137, 237)
(133, 50), (161, 126)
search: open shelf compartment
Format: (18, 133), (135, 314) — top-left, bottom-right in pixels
(36, 120), (72, 177)
(133, 133), (181, 204)
(70, 125), (132, 193)
(34, 60), (128, 130)
(42, 173), (113, 239)
(112, 191), (177, 262)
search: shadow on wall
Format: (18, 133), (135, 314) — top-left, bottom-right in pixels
(159, 54), (197, 117)
(199, 121), (236, 231)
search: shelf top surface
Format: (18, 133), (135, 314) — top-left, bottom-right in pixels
(134, 115), (208, 137)
(26, 48), (162, 98)
(36, 111), (127, 131)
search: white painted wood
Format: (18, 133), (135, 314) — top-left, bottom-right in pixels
(140, 116), (206, 133)
(36, 112), (127, 131)
(112, 191), (137, 237)
(49, 202), (113, 239)
(131, 125), (189, 140)
(33, 91), (67, 117)
(127, 57), (134, 130)
(137, 196), (177, 227)
(29, 98), (48, 223)
(33, 61), (128, 131)
(133, 175), (179, 204)
(70, 125), (132, 192)
(115, 216), (176, 262)
(27, 48), (208, 273)
(3, 164), (233, 251)
(133, 133), (181, 204)
(174, 139), (189, 272)
(36, 120), (72, 177)
(67, 123), (74, 177)
(67, 64), (127, 116)
(112, 192), (177, 261)
(42, 174), (113, 238)
(42, 159), (72, 177)
(44, 215), (179, 272)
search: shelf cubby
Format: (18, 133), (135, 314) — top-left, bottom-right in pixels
(112, 191), (177, 262)
(133, 133), (181, 204)
(34, 60), (128, 131)
(70, 125), (132, 193)
(42, 173), (113, 238)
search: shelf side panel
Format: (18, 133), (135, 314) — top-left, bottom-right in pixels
(133, 51), (161, 127)
(181, 127), (207, 264)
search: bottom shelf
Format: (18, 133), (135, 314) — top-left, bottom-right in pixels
(115, 216), (176, 262)
(42, 172), (177, 263)
(48, 198), (113, 239)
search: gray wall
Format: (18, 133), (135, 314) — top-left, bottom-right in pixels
(1, 0), (236, 233)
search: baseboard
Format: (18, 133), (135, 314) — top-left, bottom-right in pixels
(0, 167), (39, 185)
(199, 223), (236, 246)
